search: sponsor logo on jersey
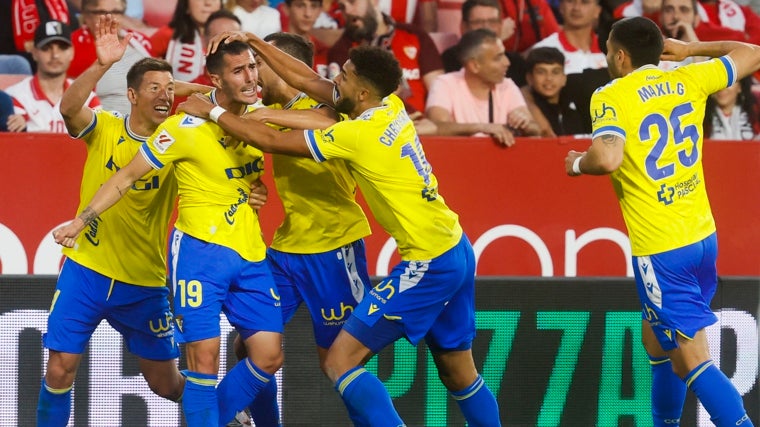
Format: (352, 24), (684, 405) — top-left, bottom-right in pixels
(153, 130), (175, 153)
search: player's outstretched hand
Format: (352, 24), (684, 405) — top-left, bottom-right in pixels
(94, 14), (131, 67)
(177, 93), (214, 119)
(661, 38), (690, 63)
(52, 219), (86, 248)
(248, 179), (268, 210)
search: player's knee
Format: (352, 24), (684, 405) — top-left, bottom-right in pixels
(44, 354), (79, 388)
(148, 378), (184, 401)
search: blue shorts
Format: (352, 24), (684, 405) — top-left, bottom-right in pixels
(44, 259), (179, 360)
(269, 240), (371, 348)
(169, 229), (283, 343)
(343, 234), (476, 353)
(634, 233), (719, 351)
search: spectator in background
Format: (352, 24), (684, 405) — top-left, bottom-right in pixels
(442, 0), (529, 87)
(69, 0), (153, 114)
(427, 29), (540, 146)
(3, 0), (78, 71)
(6, 21), (100, 133)
(695, 0), (760, 46)
(704, 77), (760, 140)
(613, 0), (662, 20)
(500, 0), (560, 53)
(229, 0), (282, 38)
(1, 90), (17, 132)
(522, 46), (585, 136)
(378, 0), (438, 32)
(530, 0), (608, 133)
(150, 0), (223, 82)
(282, 0), (331, 76)
(328, 0), (443, 113)
(658, 0), (703, 70)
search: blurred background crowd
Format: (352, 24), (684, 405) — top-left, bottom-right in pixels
(1, 0), (759, 141)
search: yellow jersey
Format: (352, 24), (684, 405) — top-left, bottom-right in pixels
(304, 94), (462, 260)
(590, 57), (736, 255)
(64, 110), (177, 287)
(140, 99), (267, 262)
(269, 93), (371, 253)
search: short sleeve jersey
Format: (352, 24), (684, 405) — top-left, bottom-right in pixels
(63, 110), (177, 287)
(305, 94), (462, 260)
(269, 93), (371, 253)
(140, 103), (267, 262)
(590, 57), (736, 255)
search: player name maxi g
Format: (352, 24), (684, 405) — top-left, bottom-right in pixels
(0, 222), (635, 276)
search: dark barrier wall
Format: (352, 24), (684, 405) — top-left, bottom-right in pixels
(2, 276), (757, 426)
(1, 135), (759, 277)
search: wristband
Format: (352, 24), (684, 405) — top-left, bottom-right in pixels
(209, 106), (226, 123)
(572, 156), (583, 175)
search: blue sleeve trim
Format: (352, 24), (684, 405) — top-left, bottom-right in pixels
(305, 130), (326, 162)
(718, 56), (737, 88)
(592, 125), (626, 140)
(139, 143), (164, 169)
(73, 112), (97, 139)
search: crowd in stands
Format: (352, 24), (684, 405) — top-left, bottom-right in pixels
(2, 0), (760, 140)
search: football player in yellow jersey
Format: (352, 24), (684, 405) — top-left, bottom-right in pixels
(38, 16), (186, 427)
(179, 32), (502, 426)
(565, 17), (759, 427)
(53, 38), (284, 426)
(221, 32), (374, 426)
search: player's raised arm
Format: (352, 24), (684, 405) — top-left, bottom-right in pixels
(52, 153), (154, 247)
(60, 14), (131, 136)
(661, 38), (760, 80)
(178, 93), (313, 157)
(209, 31), (335, 105)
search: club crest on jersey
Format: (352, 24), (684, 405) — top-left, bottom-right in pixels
(403, 46), (417, 59)
(179, 115), (205, 127)
(153, 130), (175, 153)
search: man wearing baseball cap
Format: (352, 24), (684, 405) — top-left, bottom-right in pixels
(5, 21), (100, 133)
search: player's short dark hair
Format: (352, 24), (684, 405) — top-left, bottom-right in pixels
(526, 47), (566, 72)
(457, 28), (500, 63)
(127, 57), (173, 90)
(461, 0), (502, 22)
(264, 32), (314, 68)
(205, 40), (253, 75)
(609, 17), (663, 67)
(348, 46), (402, 98)
(204, 9), (241, 34)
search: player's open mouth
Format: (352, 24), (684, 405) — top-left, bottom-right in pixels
(242, 87), (256, 96)
(155, 105), (170, 113)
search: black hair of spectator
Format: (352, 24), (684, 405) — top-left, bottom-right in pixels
(609, 17), (663, 68)
(526, 47), (566, 72)
(348, 46), (402, 98)
(127, 57), (173, 90)
(206, 40), (254, 75)
(457, 28), (500, 64)
(461, 0), (502, 21)
(285, 0), (323, 5)
(204, 9), (241, 35)
(704, 76), (759, 137)
(170, 0), (221, 44)
(264, 32), (315, 68)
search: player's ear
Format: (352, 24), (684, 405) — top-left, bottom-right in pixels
(127, 87), (138, 105)
(209, 73), (223, 89)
